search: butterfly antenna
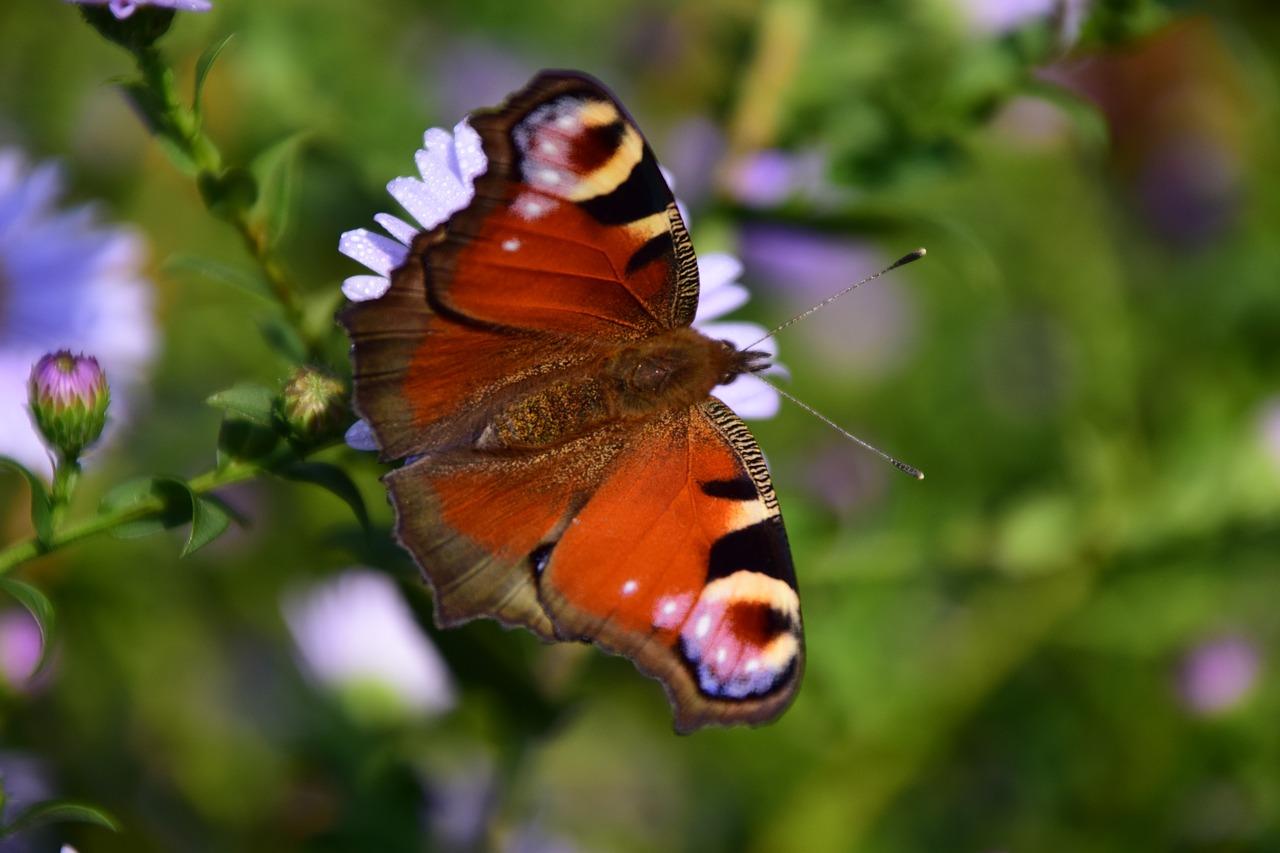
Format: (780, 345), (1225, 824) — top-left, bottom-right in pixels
(744, 248), (926, 350)
(754, 374), (924, 480)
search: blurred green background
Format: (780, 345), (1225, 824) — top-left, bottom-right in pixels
(2, 0), (1279, 850)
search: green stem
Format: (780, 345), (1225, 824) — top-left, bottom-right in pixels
(133, 45), (321, 360)
(0, 454), (277, 578)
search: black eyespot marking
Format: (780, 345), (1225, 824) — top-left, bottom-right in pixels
(700, 475), (757, 501)
(707, 521), (793, 585)
(578, 150), (668, 224)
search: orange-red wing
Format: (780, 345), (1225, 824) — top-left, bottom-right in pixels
(383, 423), (636, 640)
(340, 227), (602, 460)
(427, 71), (700, 339)
(537, 400), (802, 733)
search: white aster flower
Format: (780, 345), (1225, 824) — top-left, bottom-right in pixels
(65, 0), (212, 18)
(0, 149), (156, 475)
(340, 118), (781, 438)
(283, 569), (456, 719)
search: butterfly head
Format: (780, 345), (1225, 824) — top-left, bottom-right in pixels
(720, 342), (773, 384)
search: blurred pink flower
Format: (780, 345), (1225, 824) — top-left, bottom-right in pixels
(957, 0), (1089, 42)
(0, 608), (43, 686)
(1178, 635), (1261, 716)
(65, 0), (212, 18)
(283, 569), (455, 718)
(735, 224), (917, 377)
(1259, 400), (1280, 472)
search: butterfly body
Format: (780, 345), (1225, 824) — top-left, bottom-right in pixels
(342, 71), (803, 732)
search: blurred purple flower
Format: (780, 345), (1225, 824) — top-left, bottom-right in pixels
(283, 569), (455, 719)
(957, 0), (1089, 43)
(1178, 635), (1261, 716)
(65, 0), (212, 18)
(0, 149), (155, 475)
(0, 608), (43, 687)
(736, 224), (916, 376)
(725, 148), (832, 209)
(1259, 400), (1280, 472)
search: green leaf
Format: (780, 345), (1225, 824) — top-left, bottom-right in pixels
(0, 798), (118, 838)
(0, 577), (56, 679)
(207, 385), (277, 426)
(193, 33), (234, 115)
(0, 456), (53, 545)
(277, 461), (370, 532)
(258, 314), (309, 363)
(183, 496), (231, 556)
(100, 476), (195, 539)
(250, 132), (307, 245)
(163, 253), (273, 301)
(216, 417), (282, 467)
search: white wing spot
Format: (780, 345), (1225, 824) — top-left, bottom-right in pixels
(502, 238), (521, 252)
(536, 168), (562, 186)
(661, 601), (678, 616)
(745, 658), (760, 674)
(539, 140), (560, 155)
(622, 580), (638, 596)
(695, 615), (711, 639)
(716, 647), (728, 664)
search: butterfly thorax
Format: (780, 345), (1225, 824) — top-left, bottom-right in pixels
(481, 327), (764, 451)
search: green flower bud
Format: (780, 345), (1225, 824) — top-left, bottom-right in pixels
(27, 351), (111, 462)
(280, 367), (347, 445)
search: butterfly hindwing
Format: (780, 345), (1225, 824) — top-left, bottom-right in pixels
(538, 399), (802, 732)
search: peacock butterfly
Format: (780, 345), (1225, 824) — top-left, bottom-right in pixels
(340, 70), (802, 732)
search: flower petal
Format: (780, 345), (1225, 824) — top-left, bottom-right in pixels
(714, 373), (781, 420)
(338, 228), (408, 277)
(342, 275), (391, 303)
(344, 419), (379, 450)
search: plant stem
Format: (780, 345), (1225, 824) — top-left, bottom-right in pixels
(0, 456), (268, 578)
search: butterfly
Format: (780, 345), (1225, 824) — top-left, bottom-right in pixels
(340, 70), (802, 732)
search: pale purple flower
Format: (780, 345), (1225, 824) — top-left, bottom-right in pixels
(340, 115), (783, 443)
(1178, 636), (1261, 716)
(0, 149), (155, 475)
(725, 148), (832, 209)
(65, 0), (212, 19)
(957, 0), (1090, 42)
(283, 569), (455, 718)
(0, 608), (43, 686)
(736, 224), (916, 377)
(1258, 399), (1280, 472)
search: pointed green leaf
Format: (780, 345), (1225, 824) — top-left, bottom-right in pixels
(207, 385), (277, 426)
(277, 461), (370, 532)
(0, 799), (118, 838)
(193, 33), (234, 115)
(250, 132), (306, 245)
(216, 418), (282, 468)
(0, 577), (56, 679)
(258, 314), (309, 363)
(182, 496), (232, 556)
(0, 456), (53, 545)
(100, 476), (195, 539)
(163, 254), (273, 301)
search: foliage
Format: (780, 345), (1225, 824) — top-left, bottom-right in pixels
(0, 0), (1277, 850)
